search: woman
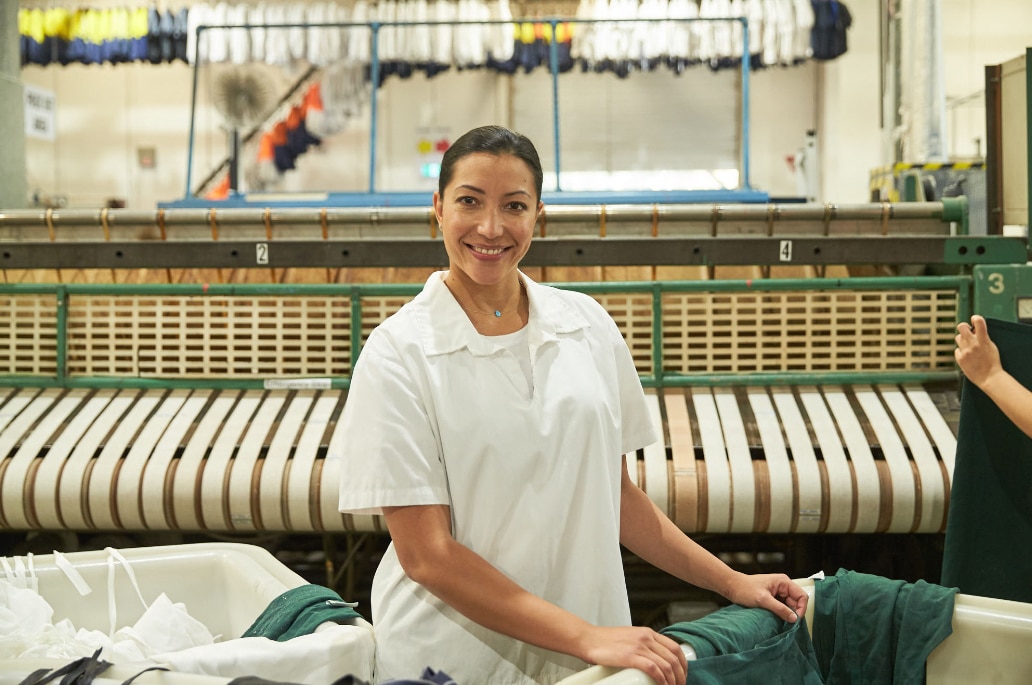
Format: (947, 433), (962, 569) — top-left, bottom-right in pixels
(337, 125), (807, 685)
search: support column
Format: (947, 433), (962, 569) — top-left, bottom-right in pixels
(0, 3), (28, 209)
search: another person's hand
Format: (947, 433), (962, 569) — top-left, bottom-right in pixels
(723, 572), (809, 623)
(580, 625), (687, 685)
(955, 315), (1003, 390)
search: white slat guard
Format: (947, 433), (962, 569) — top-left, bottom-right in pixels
(799, 387), (854, 533)
(823, 388), (881, 532)
(642, 390), (669, 516)
(200, 391), (263, 530)
(880, 385), (946, 532)
(693, 389), (731, 533)
(140, 392), (209, 529)
(258, 391), (315, 530)
(33, 390), (115, 529)
(87, 392), (163, 530)
(771, 388), (822, 533)
(904, 385), (957, 481)
(747, 388), (794, 532)
(855, 386), (916, 533)
(714, 388), (755, 533)
(58, 391), (137, 529)
(2, 389), (85, 529)
(115, 390), (190, 530)
(171, 391), (239, 530)
(286, 393), (339, 531)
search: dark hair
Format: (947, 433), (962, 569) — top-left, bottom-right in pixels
(438, 125), (543, 202)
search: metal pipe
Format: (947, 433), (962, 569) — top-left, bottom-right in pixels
(0, 202), (964, 230)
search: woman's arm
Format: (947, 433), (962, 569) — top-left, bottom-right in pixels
(618, 457), (808, 622)
(955, 315), (1032, 439)
(382, 504), (687, 685)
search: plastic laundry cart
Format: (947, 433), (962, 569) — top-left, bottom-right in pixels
(0, 542), (374, 685)
(557, 577), (1032, 685)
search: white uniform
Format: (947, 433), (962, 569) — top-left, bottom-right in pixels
(337, 271), (657, 684)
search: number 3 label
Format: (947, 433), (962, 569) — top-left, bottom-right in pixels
(987, 272), (1005, 294)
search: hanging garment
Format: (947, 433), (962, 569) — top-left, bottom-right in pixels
(942, 317), (1032, 604)
(810, 0), (851, 61)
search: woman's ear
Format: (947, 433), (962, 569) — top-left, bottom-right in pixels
(432, 191), (444, 226)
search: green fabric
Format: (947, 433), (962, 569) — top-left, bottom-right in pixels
(241, 584), (363, 642)
(660, 605), (823, 684)
(942, 317), (1032, 604)
(659, 570), (955, 685)
(812, 569), (957, 685)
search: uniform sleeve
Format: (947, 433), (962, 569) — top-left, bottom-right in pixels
(336, 330), (449, 516)
(603, 306), (659, 455)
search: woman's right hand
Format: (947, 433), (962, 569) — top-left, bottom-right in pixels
(580, 625), (687, 685)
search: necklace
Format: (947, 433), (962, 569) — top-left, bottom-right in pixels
(445, 278), (525, 318)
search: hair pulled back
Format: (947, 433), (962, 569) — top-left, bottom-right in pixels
(438, 125), (543, 202)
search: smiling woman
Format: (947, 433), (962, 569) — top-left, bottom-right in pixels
(433, 126), (542, 334)
(335, 125), (808, 685)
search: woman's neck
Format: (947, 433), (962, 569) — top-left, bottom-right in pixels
(443, 271), (528, 332)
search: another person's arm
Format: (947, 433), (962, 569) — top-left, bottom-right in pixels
(955, 315), (1032, 439)
(618, 456), (809, 623)
(382, 504), (688, 685)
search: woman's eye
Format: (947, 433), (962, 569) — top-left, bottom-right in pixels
(507, 202), (528, 211)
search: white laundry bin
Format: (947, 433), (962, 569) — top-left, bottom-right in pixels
(558, 578), (1032, 685)
(0, 542), (374, 685)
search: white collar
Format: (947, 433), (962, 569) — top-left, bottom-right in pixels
(414, 271), (590, 357)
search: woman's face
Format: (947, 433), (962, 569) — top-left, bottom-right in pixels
(433, 152), (542, 287)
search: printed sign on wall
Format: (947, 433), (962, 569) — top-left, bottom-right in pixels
(24, 85), (56, 141)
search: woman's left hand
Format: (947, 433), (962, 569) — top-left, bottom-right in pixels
(724, 572), (809, 623)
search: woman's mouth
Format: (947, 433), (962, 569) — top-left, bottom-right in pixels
(469, 245), (506, 256)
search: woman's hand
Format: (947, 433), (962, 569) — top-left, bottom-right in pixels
(580, 625), (687, 685)
(723, 572), (809, 623)
(955, 314), (1003, 390)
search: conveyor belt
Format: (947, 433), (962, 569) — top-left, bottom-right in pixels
(0, 383), (957, 535)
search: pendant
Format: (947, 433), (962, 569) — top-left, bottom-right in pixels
(494, 310), (502, 317)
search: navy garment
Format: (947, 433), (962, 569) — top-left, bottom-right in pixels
(942, 317), (1032, 603)
(811, 0), (852, 61)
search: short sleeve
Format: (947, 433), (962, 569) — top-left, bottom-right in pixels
(603, 305), (659, 455)
(336, 330), (450, 516)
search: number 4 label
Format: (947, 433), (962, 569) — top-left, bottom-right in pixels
(779, 240), (793, 262)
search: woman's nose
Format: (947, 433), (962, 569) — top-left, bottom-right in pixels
(477, 210), (504, 238)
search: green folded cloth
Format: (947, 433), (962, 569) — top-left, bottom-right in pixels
(241, 584), (364, 642)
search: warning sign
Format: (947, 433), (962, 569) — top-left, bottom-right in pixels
(24, 85), (55, 141)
